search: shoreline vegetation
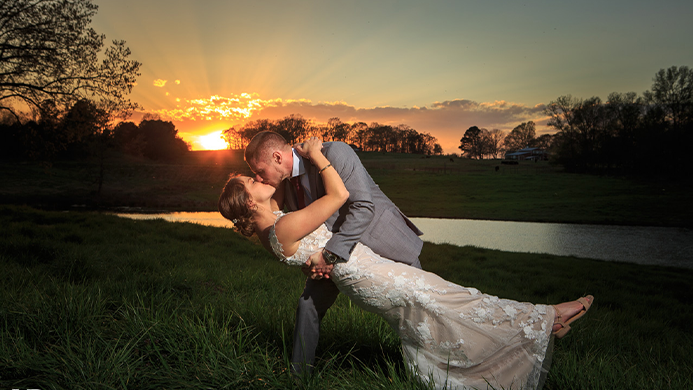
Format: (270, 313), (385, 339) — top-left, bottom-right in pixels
(2, 151), (692, 389)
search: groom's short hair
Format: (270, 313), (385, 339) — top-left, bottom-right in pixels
(245, 131), (289, 165)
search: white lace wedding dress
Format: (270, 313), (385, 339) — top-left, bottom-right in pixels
(270, 212), (555, 390)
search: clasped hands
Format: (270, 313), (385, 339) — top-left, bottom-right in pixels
(302, 250), (334, 280)
(294, 136), (323, 161)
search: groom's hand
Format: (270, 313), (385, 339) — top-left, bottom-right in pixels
(306, 252), (334, 280)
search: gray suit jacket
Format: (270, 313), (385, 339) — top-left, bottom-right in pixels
(284, 142), (423, 266)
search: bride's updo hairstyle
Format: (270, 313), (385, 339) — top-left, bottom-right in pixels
(218, 174), (256, 237)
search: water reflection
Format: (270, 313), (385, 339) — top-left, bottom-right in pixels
(409, 218), (693, 269)
(115, 212), (693, 269)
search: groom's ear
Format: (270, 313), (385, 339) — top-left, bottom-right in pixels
(272, 151), (282, 165)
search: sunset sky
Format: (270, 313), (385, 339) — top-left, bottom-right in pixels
(91, 0), (693, 152)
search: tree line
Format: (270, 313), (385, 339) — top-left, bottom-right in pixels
(458, 66), (692, 176)
(4, 1), (689, 175)
(0, 102), (190, 161)
(545, 66), (692, 175)
(223, 115), (443, 155)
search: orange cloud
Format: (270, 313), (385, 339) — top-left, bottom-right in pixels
(153, 79), (167, 87)
(152, 93), (294, 123)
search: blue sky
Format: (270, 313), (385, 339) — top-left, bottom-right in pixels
(92, 0), (693, 151)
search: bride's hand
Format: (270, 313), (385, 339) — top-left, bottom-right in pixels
(304, 252), (333, 279)
(295, 137), (323, 160)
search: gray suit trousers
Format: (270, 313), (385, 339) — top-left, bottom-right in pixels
(291, 259), (422, 376)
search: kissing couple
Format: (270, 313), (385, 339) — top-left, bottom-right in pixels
(218, 131), (593, 390)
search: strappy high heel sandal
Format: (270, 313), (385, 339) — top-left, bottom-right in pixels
(553, 295), (594, 339)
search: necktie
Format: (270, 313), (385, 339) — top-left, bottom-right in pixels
(290, 176), (305, 209)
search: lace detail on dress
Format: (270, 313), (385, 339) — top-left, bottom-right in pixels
(269, 211), (332, 267)
(268, 211), (554, 390)
(329, 243), (553, 390)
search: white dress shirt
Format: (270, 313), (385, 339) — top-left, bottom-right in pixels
(291, 148), (313, 204)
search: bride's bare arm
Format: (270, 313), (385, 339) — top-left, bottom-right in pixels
(273, 137), (348, 256)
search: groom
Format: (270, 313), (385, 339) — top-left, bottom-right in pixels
(244, 131), (423, 375)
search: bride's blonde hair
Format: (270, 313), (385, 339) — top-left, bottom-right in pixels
(218, 174), (256, 237)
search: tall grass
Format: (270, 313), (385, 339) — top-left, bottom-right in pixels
(1, 206), (692, 389)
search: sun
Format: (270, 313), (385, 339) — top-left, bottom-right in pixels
(197, 130), (227, 150)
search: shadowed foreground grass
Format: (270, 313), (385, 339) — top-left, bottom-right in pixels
(1, 206), (692, 389)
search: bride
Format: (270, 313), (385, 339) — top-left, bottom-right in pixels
(218, 137), (593, 390)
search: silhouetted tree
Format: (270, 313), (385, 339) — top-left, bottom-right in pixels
(545, 96), (610, 171)
(350, 122), (369, 149)
(0, 0), (141, 120)
(274, 114), (311, 144)
(504, 121), (536, 152)
(138, 119), (189, 160)
(532, 134), (554, 150)
(643, 66), (693, 129)
(484, 129), (506, 159)
(113, 121), (144, 156)
(419, 132), (437, 155)
(322, 117), (338, 141)
(458, 126), (484, 159)
(433, 143), (443, 155)
(335, 119), (352, 142)
(221, 126), (245, 150)
(57, 99), (109, 157)
(366, 123), (393, 152)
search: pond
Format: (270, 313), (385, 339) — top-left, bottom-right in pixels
(115, 212), (693, 269)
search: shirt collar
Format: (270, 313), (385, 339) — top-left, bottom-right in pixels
(291, 148), (306, 178)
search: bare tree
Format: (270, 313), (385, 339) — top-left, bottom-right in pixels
(643, 66), (693, 128)
(325, 117), (351, 142)
(274, 114), (311, 144)
(350, 121), (368, 148)
(222, 126), (245, 149)
(484, 129), (505, 159)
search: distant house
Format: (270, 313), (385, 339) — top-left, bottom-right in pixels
(504, 147), (548, 161)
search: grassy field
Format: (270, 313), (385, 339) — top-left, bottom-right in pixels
(1, 151), (692, 388)
(1, 205), (692, 389)
(1, 150), (691, 227)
